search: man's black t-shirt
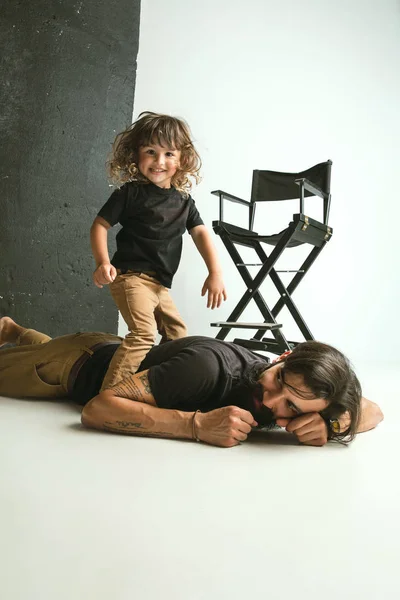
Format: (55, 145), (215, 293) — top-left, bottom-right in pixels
(97, 182), (204, 288)
(72, 344), (120, 406)
(141, 336), (268, 413)
(73, 337), (272, 425)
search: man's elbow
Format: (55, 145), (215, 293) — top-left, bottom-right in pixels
(374, 404), (384, 427)
(367, 398), (384, 429)
(81, 394), (107, 430)
(359, 399), (384, 432)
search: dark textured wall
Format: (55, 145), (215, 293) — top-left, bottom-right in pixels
(0, 0), (140, 335)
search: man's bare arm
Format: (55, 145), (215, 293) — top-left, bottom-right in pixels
(276, 396), (384, 446)
(109, 370), (157, 406)
(81, 392), (193, 438)
(81, 392), (257, 447)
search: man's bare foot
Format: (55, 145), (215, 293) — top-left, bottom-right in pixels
(0, 317), (24, 346)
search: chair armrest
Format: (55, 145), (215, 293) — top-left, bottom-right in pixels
(211, 189), (251, 207)
(294, 178), (328, 200)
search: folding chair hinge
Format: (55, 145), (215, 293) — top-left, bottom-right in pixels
(301, 216), (309, 231)
(324, 227), (332, 240)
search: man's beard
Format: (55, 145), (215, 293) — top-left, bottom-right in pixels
(251, 382), (277, 429)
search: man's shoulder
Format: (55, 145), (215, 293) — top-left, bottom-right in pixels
(148, 336), (264, 361)
(142, 336), (268, 360)
(186, 337), (270, 371)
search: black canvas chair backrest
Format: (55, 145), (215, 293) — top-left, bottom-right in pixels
(248, 160), (332, 228)
(251, 161), (332, 202)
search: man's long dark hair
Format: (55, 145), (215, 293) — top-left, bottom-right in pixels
(252, 341), (362, 443)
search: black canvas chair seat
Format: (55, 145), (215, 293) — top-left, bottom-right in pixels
(211, 161), (333, 355)
(215, 214), (330, 248)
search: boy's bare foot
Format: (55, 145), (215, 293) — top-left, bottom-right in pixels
(0, 317), (23, 346)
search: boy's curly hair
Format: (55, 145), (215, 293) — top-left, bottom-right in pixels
(107, 111), (202, 196)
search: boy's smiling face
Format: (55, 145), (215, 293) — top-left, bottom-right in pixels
(138, 143), (181, 188)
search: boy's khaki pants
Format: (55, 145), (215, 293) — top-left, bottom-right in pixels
(101, 272), (187, 391)
(0, 328), (120, 399)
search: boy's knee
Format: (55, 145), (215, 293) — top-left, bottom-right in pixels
(169, 323), (187, 339)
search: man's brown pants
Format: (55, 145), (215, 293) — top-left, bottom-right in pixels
(0, 328), (120, 399)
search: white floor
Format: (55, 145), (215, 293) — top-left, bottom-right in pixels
(1, 362), (399, 600)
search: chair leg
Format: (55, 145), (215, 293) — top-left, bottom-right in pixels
(215, 229), (295, 353)
(212, 216), (331, 354)
(270, 245), (325, 317)
(254, 243), (322, 341)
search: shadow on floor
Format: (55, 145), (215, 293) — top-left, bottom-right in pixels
(67, 421), (304, 447)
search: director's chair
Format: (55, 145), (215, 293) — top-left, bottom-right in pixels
(211, 160), (333, 355)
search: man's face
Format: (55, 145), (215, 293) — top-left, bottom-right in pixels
(253, 363), (329, 423)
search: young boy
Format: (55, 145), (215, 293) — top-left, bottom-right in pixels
(91, 112), (226, 390)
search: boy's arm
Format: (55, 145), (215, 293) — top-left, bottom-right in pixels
(189, 224), (227, 309)
(90, 216), (117, 288)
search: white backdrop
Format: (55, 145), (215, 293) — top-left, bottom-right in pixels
(119, 0), (400, 366)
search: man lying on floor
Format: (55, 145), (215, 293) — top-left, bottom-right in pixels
(0, 316), (383, 447)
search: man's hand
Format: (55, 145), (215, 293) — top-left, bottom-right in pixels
(93, 262), (117, 288)
(196, 406), (257, 447)
(276, 413), (329, 447)
(201, 273), (227, 309)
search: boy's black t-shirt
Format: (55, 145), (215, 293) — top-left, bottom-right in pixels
(97, 181), (204, 288)
(73, 336), (272, 425)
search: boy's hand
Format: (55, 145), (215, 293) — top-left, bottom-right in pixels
(93, 263), (117, 288)
(201, 273), (227, 309)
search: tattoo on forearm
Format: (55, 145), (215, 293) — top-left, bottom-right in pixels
(103, 421), (174, 438)
(112, 375), (150, 403)
(115, 420), (143, 429)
